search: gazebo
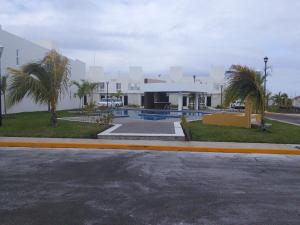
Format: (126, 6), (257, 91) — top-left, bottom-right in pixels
(142, 83), (209, 110)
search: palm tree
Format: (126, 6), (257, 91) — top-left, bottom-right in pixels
(7, 50), (70, 127)
(113, 90), (123, 99)
(72, 80), (88, 108)
(72, 80), (98, 107)
(272, 92), (283, 106)
(88, 82), (97, 104)
(224, 65), (265, 126)
(272, 92), (292, 107)
(265, 91), (272, 109)
(1, 75), (8, 115)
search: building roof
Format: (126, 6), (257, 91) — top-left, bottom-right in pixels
(142, 83), (209, 93)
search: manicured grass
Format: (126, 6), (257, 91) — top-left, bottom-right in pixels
(186, 120), (300, 144)
(0, 111), (106, 138)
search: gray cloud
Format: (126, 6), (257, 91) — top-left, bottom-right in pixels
(0, 0), (300, 95)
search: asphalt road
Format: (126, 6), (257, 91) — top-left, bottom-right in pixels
(266, 112), (300, 125)
(1, 148), (300, 225)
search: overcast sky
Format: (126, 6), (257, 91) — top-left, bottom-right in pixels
(1, 0), (300, 96)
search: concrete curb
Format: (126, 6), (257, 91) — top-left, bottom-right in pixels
(0, 141), (299, 155)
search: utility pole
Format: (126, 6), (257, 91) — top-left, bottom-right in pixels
(106, 81), (109, 108)
(262, 56), (268, 128)
(0, 45), (4, 126)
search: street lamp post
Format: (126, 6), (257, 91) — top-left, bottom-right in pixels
(264, 56), (268, 105)
(0, 45), (4, 127)
(262, 56), (268, 128)
(220, 84), (224, 107)
(106, 81), (109, 108)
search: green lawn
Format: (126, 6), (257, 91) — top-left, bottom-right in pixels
(186, 120), (300, 144)
(0, 111), (106, 138)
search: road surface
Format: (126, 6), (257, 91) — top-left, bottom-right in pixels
(266, 112), (300, 125)
(1, 147), (300, 225)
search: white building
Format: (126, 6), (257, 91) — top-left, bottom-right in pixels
(0, 26), (86, 114)
(293, 96), (300, 108)
(0, 26), (225, 113)
(87, 65), (225, 110)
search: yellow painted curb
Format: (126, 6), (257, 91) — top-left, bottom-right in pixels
(0, 141), (299, 155)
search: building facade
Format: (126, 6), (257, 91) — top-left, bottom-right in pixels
(0, 26), (225, 113)
(0, 26), (86, 114)
(293, 96), (300, 108)
(87, 66), (225, 110)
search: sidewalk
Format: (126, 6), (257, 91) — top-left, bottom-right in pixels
(0, 136), (299, 153)
(0, 136), (298, 149)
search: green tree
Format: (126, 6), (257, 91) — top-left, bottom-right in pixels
(7, 50), (70, 127)
(72, 80), (98, 107)
(265, 90), (272, 109)
(272, 92), (293, 108)
(1, 75), (8, 115)
(224, 65), (265, 126)
(72, 80), (88, 108)
(87, 82), (97, 104)
(272, 92), (283, 106)
(113, 90), (123, 99)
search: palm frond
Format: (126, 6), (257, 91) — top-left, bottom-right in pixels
(224, 65), (264, 112)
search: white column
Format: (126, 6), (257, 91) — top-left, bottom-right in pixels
(178, 92), (183, 111)
(195, 94), (199, 110)
(186, 95), (189, 109)
(204, 95), (207, 107)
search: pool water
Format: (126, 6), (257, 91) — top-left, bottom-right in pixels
(112, 109), (202, 121)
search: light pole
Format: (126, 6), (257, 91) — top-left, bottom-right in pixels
(0, 45), (4, 127)
(262, 56), (268, 128)
(220, 84), (224, 107)
(106, 81), (109, 108)
(264, 56), (268, 105)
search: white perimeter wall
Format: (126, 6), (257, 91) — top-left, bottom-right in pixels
(0, 27), (85, 114)
(128, 93), (142, 105)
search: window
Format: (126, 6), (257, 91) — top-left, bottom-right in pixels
(207, 96), (212, 106)
(183, 96), (187, 107)
(16, 49), (20, 65)
(99, 82), (105, 92)
(116, 83), (121, 91)
(141, 96), (144, 106)
(128, 83), (140, 90)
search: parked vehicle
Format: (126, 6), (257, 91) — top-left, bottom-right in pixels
(113, 98), (123, 107)
(97, 98), (114, 107)
(97, 98), (123, 107)
(230, 100), (245, 109)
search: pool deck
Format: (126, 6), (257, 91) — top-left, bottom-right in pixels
(112, 118), (175, 133)
(98, 118), (185, 141)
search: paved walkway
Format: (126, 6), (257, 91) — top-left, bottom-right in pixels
(60, 116), (182, 140)
(0, 137), (298, 150)
(112, 118), (175, 134)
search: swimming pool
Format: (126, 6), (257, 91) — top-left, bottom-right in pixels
(112, 108), (203, 121)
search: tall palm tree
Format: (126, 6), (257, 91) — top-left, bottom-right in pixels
(224, 65), (265, 126)
(1, 75), (8, 115)
(272, 92), (292, 108)
(88, 82), (98, 104)
(72, 80), (98, 107)
(265, 91), (272, 109)
(272, 92), (283, 106)
(72, 80), (88, 108)
(7, 50), (70, 127)
(113, 90), (123, 99)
